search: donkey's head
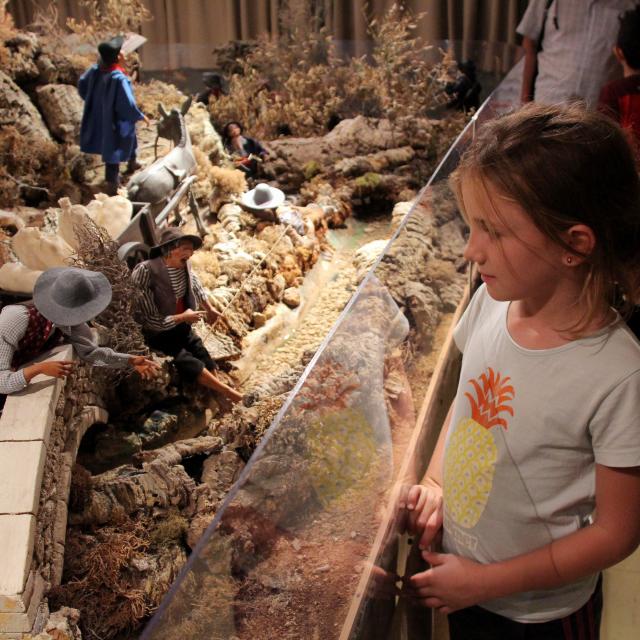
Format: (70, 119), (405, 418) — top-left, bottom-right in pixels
(156, 96), (193, 145)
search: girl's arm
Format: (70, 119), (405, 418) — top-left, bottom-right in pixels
(404, 402), (454, 549)
(409, 463), (640, 612)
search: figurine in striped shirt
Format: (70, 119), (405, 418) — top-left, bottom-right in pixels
(131, 228), (242, 403)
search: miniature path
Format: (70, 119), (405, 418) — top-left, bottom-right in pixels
(245, 218), (390, 389)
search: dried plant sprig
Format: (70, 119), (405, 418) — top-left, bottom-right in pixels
(71, 217), (148, 359)
(210, 1), (458, 141)
(66, 0), (152, 44)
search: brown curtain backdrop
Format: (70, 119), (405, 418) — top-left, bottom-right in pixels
(7, 0), (526, 71)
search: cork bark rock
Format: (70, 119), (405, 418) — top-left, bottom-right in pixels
(36, 83), (84, 144)
(0, 70), (52, 142)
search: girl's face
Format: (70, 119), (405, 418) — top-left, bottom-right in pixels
(460, 174), (566, 304)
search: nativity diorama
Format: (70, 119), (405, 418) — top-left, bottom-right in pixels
(0, 1), (517, 638)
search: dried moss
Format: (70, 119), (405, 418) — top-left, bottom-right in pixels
(354, 172), (382, 192)
(303, 160), (321, 180)
(209, 165), (247, 201)
(134, 79), (186, 118)
(49, 515), (151, 639)
(149, 511), (189, 548)
(63, 0), (151, 45)
(0, 0), (16, 41)
(0, 126), (70, 207)
(71, 218), (148, 361)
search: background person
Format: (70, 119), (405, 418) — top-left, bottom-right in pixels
(196, 71), (226, 106)
(78, 35), (149, 195)
(517, 0), (636, 107)
(403, 103), (640, 640)
(598, 5), (640, 156)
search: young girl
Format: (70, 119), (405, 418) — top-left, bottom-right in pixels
(403, 102), (640, 639)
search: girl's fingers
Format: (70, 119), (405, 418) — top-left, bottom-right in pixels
(406, 485), (421, 510)
(422, 597), (446, 609)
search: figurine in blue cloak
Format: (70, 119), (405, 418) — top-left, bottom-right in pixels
(78, 35), (149, 195)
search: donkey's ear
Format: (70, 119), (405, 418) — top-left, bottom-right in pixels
(158, 103), (169, 118)
(181, 95), (193, 115)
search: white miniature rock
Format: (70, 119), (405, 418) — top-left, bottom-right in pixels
(0, 261), (42, 292)
(11, 226), (74, 270)
(352, 238), (388, 280)
(86, 193), (133, 240)
(283, 287), (301, 308)
(217, 203), (243, 233)
(58, 197), (90, 250)
(391, 200), (414, 231)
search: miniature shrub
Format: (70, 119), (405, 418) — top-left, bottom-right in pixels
(354, 172), (382, 192)
(303, 160), (321, 181)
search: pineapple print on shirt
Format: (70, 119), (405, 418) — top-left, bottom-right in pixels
(444, 367), (515, 529)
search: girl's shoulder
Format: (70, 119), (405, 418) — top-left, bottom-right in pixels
(606, 318), (640, 359)
(454, 284), (505, 351)
(576, 318), (640, 384)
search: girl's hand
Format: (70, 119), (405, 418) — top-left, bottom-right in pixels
(363, 563), (401, 599)
(403, 482), (443, 550)
(128, 356), (160, 379)
(404, 551), (486, 613)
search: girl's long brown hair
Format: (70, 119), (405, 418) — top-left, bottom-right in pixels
(451, 102), (640, 332)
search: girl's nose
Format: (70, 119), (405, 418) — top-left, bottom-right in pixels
(463, 229), (484, 264)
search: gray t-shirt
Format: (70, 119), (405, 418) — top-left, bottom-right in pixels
(442, 285), (640, 622)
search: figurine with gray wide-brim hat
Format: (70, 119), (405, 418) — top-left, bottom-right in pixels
(240, 183), (287, 224)
(241, 183), (285, 215)
(33, 267), (112, 326)
(131, 228), (243, 403)
(0, 267), (158, 402)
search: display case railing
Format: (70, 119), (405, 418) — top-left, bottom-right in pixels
(141, 42), (522, 640)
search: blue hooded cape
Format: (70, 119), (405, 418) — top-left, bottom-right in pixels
(78, 64), (145, 164)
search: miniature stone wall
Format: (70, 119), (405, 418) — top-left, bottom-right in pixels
(0, 344), (107, 638)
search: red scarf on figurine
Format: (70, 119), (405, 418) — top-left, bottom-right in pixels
(102, 63), (127, 75)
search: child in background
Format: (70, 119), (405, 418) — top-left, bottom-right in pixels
(403, 103), (640, 640)
(598, 6), (640, 156)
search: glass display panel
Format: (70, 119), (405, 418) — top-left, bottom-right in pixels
(142, 41), (522, 640)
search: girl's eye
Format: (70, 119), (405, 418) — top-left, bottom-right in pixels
(480, 221), (501, 238)
(479, 220), (493, 234)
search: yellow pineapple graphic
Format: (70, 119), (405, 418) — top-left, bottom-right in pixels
(444, 367), (515, 528)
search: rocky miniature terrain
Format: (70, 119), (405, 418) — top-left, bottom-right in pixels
(0, 3), (472, 638)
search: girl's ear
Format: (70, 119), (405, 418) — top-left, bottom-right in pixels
(564, 224), (596, 265)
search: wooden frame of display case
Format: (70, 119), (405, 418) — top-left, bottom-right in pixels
(339, 282), (472, 640)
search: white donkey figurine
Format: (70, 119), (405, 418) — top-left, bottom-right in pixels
(127, 96), (196, 205)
